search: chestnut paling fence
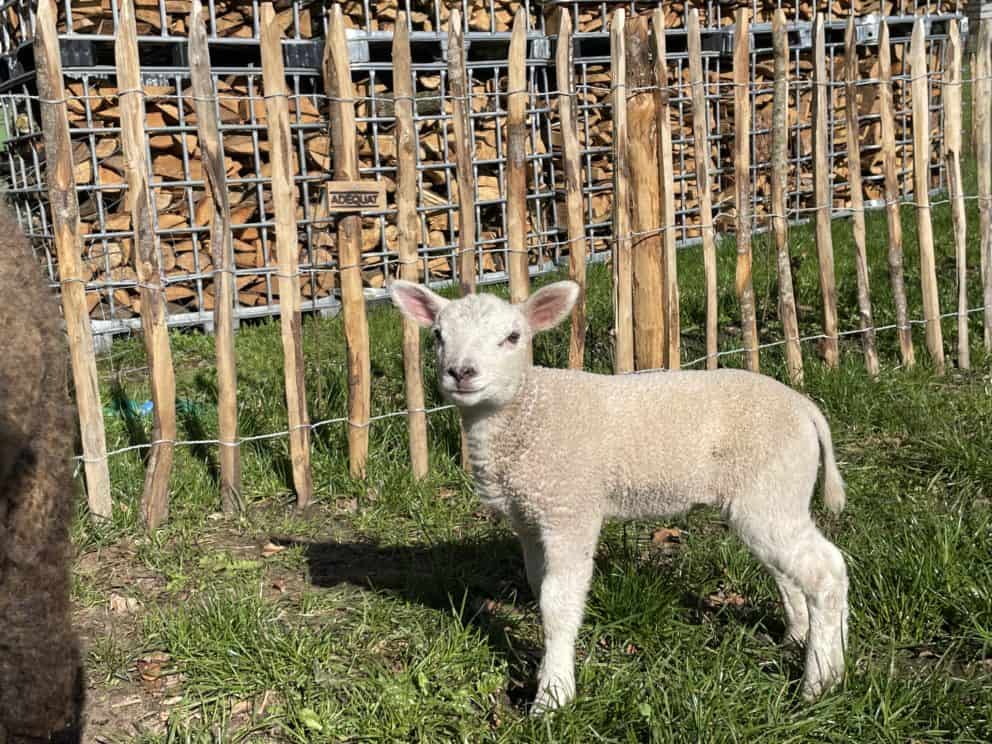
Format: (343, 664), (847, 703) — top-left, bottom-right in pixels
(15, 0), (991, 528)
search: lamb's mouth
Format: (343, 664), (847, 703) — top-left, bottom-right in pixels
(447, 383), (487, 398)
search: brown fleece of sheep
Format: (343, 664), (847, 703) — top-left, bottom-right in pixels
(0, 205), (83, 743)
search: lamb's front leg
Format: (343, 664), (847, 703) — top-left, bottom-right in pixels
(517, 528), (544, 601)
(532, 520), (601, 715)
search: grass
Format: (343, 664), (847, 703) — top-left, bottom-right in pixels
(71, 151), (992, 739)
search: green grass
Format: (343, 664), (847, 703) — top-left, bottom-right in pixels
(73, 145), (992, 740)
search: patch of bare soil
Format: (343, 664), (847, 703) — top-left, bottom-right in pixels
(71, 514), (309, 741)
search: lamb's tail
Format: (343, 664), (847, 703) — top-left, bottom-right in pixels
(809, 403), (845, 514)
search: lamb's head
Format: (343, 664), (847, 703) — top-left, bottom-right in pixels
(390, 280), (579, 410)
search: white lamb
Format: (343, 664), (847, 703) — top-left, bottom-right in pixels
(390, 279), (849, 713)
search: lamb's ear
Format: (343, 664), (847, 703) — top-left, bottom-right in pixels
(523, 281), (580, 333)
(389, 280), (449, 327)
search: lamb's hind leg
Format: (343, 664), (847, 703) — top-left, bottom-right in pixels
(792, 528), (849, 700)
(769, 568), (810, 644)
(733, 508), (848, 700)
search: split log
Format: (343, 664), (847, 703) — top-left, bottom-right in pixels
(262, 2), (314, 504)
(116, 0), (177, 529)
(325, 4), (372, 480)
(393, 15), (429, 478)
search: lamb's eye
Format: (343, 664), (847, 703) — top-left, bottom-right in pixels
(502, 331), (521, 346)
(433, 328), (443, 343)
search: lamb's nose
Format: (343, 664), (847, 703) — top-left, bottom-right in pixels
(447, 365), (477, 383)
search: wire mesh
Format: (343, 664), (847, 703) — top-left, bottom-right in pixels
(0, 1), (968, 342)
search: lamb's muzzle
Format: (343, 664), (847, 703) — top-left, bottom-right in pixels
(390, 279), (849, 713)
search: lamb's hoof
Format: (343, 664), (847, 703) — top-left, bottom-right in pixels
(800, 671), (842, 702)
(530, 680), (574, 716)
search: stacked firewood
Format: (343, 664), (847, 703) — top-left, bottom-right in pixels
(0, 0), (958, 43)
(561, 36), (943, 251)
(54, 0), (533, 37)
(559, 0), (959, 31)
(2, 0), (951, 319)
(61, 67), (546, 318)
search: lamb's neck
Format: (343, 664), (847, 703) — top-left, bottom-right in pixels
(461, 372), (537, 473)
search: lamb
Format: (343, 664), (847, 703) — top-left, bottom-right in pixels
(390, 279), (849, 714)
(0, 205), (83, 742)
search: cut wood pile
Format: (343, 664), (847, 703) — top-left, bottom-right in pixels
(555, 0), (959, 31)
(553, 36), (944, 243)
(58, 67), (553, 319)
(0, 1), (955, 321)
(1, 0), (961, 50)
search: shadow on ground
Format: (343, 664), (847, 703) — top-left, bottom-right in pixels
(275, 530), (805, 704)
(275, 533), (545, 702)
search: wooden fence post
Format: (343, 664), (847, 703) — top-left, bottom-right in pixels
(189, 0), (241, 511)
(447, 8), (474, 468)
(35, 0), (113, 520)
(115, 0), (177, 529)
(844, 16), (879, 377)
(556, 12), (587, 370)
(972, 46), (979, 157)
(448, 8), (476, 297)
(770, 9), (803, 386)
(976, 19), (992, 350)
(910, 18), (945, 374)
(625, 14), (664, 371)
(733, 9), (759, 372)
(686, 9), (718, 370)
(507, 8), (530, 308)
(812, 13), (839, 368)
(653, 10), (679, 369)
(611, 9), (634, 375)
(393, 15), (430, 479)
(324, 5), (372, 479)
(261, 3), (315, 504)
(944, 19), (968, 369)
(879, 20), (914, 366)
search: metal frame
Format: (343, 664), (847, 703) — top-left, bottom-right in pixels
(0, 0), (964, 342)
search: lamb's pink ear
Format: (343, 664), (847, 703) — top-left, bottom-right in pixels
(523, 281), (580, 333)
(390, 280), (449, 327)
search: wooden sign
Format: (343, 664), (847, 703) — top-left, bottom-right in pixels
(326, 181), (386, 212)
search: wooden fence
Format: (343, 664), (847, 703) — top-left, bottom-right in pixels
(31, 0), (991, 528)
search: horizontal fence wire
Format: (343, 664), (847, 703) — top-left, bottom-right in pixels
(74, 303), (989, 473)
(42, 190), (992, 296)
(21, 67), (992, 107)
(2, 5), (981, 483)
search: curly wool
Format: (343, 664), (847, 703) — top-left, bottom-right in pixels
(468, 366), (842, 529)
(0, 205), (83, 743)
(391, 279), (849, 713)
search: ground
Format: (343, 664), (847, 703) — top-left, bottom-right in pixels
(69, 172), (992, 739)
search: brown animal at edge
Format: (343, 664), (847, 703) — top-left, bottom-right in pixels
(0, 204), (83, 743)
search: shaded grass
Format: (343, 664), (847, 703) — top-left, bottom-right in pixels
(70, 137), (992, 741)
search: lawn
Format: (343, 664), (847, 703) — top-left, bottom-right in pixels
(70, 158), (992, 739)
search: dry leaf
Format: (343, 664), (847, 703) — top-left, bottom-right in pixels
(261, 541), (286, 558)
(704, 589), (747, 610)
(335, 497), (359, 513)
(136, 651), (178, 693)
(651, 527), (682, 545)
(109, 592), (140, 614)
